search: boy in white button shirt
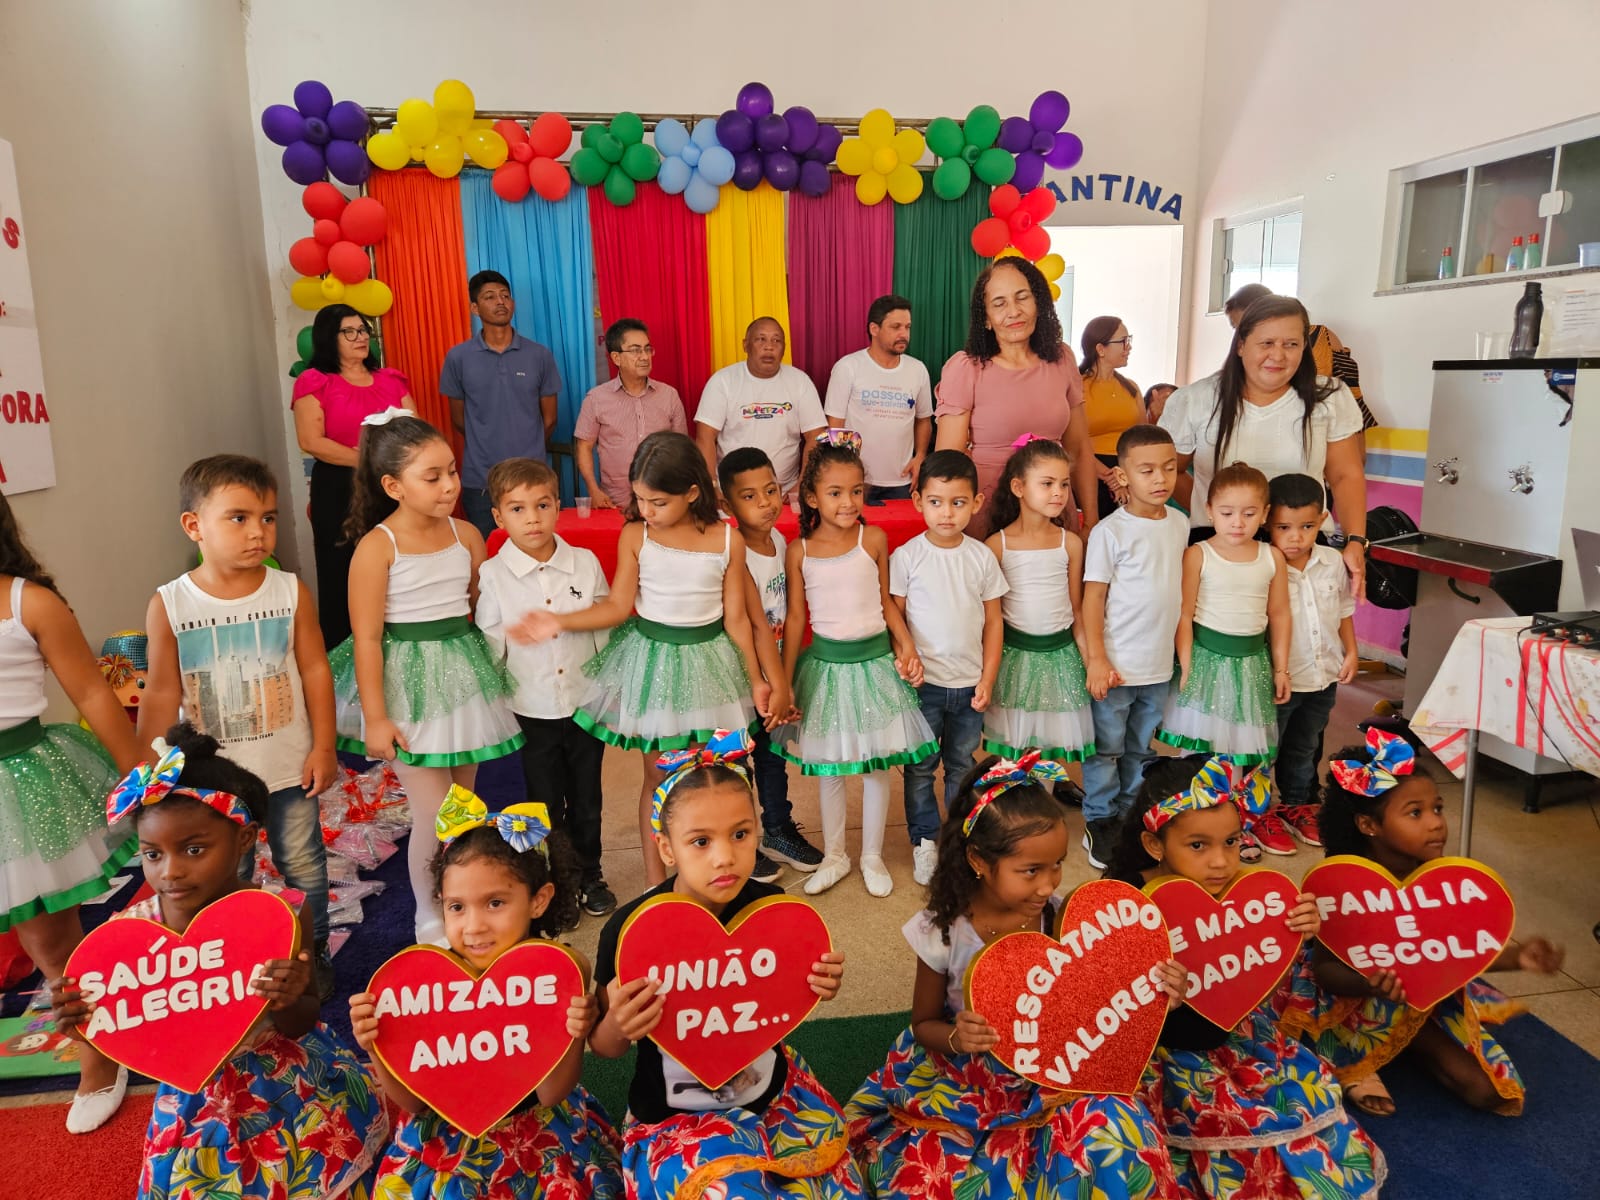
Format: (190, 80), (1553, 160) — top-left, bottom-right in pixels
(476, 458), (615, 917)
(1266, 472), (1357, 848)
(890, 450), (1008, 886)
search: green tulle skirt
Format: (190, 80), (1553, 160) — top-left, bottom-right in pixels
(776, 652), (937, 775)
(1158, 637), (1277, 765)
(982, 639), (1096, 761)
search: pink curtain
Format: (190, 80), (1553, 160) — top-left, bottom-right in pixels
(787, 175), (895, 395)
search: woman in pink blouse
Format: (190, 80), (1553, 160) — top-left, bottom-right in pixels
(291, 304), (414, 646)
(934, 258), (1098, 540)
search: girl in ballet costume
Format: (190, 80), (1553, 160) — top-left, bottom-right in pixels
(1280, 728), (1563, 1117)
(777, 430), (935, 897)
(332, 409), (524, 942)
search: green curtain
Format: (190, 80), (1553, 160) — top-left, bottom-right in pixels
(892, 174), (989, 394)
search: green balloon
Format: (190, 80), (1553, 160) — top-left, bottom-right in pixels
(295, 325), (314, 362)
(621, 141), (660, 182)
(581, 123), (608, 150)
(603, 169), (637, 206)
(611, 111), (645, 145)
(974, 146), (1017, 186)
(288, 361), (306, 379)
(932, 158), (972, 200)
(965, 104), (1001, 150)
(570, 147), (610, 186)
(925, 116), (963, 160)
(597, 132), (624, 164)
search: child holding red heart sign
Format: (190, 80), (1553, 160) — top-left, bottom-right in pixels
(1106, 755), (1387, 1200)
(1280, 729), (1564, 1118)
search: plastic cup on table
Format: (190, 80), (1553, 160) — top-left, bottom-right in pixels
(576, 497), (592, 518)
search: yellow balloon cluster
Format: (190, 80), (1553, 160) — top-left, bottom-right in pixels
(997, 248), (1067, 301)
(836, 109), (925, 206)
(366, 80), (508, 179)
(291, 274), (394, 317)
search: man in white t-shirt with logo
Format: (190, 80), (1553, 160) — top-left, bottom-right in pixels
(824, 295), (933, 505)
(695, 317), (826, 496)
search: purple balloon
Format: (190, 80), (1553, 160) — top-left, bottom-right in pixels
(302, 116), (331, 147)
(326, 140), (372, 186)
(282, 141), (327, 186)
(755, 113), (790, 153)
(764, 150), (799, 191)
(716, 110), (755, 154)
(1012, 151), (1045, 193)
(1029, 89), (1070, 132)
(327, 100), (369, 141)
(1031, 129), (1055, 155)
(736, 81), (774, 119)
(784, 106), (819, 155)
(293, 79), (334, 119)
(997, 116), (1032, 155)
(261, 104), (306, 147)
(1046, 131), (1085, 170)
(798, 159), (832, 197)
(732, 149), (765, 191)
(807, 123), (842, 164)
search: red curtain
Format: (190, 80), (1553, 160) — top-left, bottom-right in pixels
(786, 174), (896, 395)
(368, 171), (472, 459)
(588, 183), (713, 421)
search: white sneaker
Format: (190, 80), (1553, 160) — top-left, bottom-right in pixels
(803, 854), (851, 895)
(860, 854), (894, 897)
(912, 838), (939, 886)
(67, 1065), (128, 1133)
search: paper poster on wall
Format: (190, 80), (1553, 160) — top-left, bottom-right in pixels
(0, 138), (54, 495)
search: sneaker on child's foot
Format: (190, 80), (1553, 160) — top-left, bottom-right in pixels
(912, 838), (939, 886)
(1054, 778), (1086, 807)
(751, 852), (783, 884)
(804, 854), (851, 895)
(1250, 813), (1297, 856)
(581, 879), (617, 917)
(860, 855), (894, 897)
(1279, 804), (1323, 847)
(1082, 819), (1117, 871)
(762, 823), (824, 871)
(1238, 826), (1264, 863)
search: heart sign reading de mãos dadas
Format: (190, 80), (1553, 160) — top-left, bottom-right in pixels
(65, 889), (299, 1092)
(1145, 868), (1302, 1030)
(964, 879), (1171, 1095)
(366, 940), (587, 1137)
(1301, 855), (1515, 1011)
(614, 894), (832, 1090)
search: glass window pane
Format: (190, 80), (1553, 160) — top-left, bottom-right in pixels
(1463, 149), (1555, 275)
(1551, 135), (1600, 266)
(1224, 220), (1264, 300)
(1263, 212), (1301, 295)
(1399, 169), (1467, 283)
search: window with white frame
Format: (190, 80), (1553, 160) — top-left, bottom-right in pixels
(1209, 203), (1302, 312)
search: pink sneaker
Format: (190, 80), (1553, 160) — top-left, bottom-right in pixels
(1250, 812), (1297, 856)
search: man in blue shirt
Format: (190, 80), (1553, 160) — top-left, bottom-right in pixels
(440, 270), (563, 536)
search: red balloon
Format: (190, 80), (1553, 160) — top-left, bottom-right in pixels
(493, 118), (528, 150)
(971, 216), (1011, 259)
(492, 162), (532, 203)
(1018, 186), (1057, 223)
(288, 236), (329, 277)
(340, 196), (387, 245)
(512, 143), (534, 164)
(326, 241), (371, 285)
(528, 157), (571, 202)
(302, 181), (346, 222)
(989, 184), (1021, 218)
(313, 218), (341, 247)
(528, 111), (573, 159)
(1013, 224), (1051, 262)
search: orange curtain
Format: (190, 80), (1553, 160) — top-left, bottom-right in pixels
(369, 171), (471, 459)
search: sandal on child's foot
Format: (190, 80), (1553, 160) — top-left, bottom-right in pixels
(1345, 1072), (1395, 1117)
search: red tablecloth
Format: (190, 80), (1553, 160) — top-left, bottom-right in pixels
(487, 500), (926, 580)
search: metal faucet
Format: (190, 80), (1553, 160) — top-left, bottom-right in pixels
(1434, 457), (1459, 485)
(1508, 465), (1535, 495)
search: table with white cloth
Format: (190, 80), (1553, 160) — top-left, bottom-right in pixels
(1410, 616), (1600, 854)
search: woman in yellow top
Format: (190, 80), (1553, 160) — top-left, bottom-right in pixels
(1077, 315), (1145, 517)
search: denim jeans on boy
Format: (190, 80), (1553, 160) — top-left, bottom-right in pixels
(904, 684), (984, 844)
(752, 728), (794, 833)
(1083, 681), (1171, 823)
(239, 785), (331, 944)
(1275, 683), (1339, 805)
(866, 483), (912, 506)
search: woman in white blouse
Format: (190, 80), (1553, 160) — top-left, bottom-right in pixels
(1160, 295), (1368, 598)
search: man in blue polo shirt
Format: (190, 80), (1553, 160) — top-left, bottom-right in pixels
(441, 269), (562, 536)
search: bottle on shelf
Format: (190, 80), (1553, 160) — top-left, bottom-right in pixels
(1438, 246), (1456, 279)
(1524, 232), (1542, 270)
(1477, 251), (1496, 274)
(1505, 236), (1524, 271)
(1508, 282), (1543, 359)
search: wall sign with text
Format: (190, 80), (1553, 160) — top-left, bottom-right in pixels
(1046, 172), (1184, 222)
(0, 138), (54, 495)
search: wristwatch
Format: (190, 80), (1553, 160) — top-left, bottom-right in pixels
(1346, 535), (1370, 547)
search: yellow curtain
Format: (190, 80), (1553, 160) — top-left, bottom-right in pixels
(704, 182), (792, 370)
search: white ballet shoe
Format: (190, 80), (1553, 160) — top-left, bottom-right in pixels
(66, 1065), (128, 1133)
(803, 854), (851, 896)
(859, 855), (894, 897)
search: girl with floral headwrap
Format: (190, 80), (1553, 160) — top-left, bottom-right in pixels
(590, 729), (861, 1199)
(847, 751), (1186, 1200)
(1279, 729), (1563, 1118)
(1105, 754), (1387, 1200)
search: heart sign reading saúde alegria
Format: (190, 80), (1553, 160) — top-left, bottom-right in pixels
(65, 889), (299, 1091)
(1302, 855), (1515, 1011)
(366, 940), (586, 1136)
(964, 878), (1170, 1095)
(1145, 868), (1301, 1030)
(614, 894), (832, 1090)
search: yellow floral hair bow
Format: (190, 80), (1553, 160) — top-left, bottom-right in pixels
(435, 785), (552, 858)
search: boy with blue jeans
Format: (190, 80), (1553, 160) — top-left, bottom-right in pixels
(891, 450), (1008, 886)
(1081, 425), (1188, 869)
(142, 456), (337, 998)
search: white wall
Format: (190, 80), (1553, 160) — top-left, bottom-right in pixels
(1188, 0), (1600, 427)
(1049, 225), (1186, 389)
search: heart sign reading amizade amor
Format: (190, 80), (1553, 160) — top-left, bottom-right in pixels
(1145, 868), (1302, 1030)
(1301, 855), (1516, 1011)
(614, 895), (832, 1090)
(65, 889), (300, 1092)
(366, 940), (586, 1136)
(964, 879), (1171, 1095)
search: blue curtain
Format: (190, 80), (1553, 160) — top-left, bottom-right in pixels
(460, 171), (598, 502)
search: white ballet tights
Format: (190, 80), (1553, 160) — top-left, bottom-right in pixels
(817, 771), (891, 860)
(392, 761), (478, 942)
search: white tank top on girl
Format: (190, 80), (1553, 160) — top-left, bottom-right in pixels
(378, 521), (472, 623)
(636, 524), (730, 627)
(801, 526), (885, 641)
(0, 577), (48, 728)
(997, 529), (1074, 634)
(1194, 540), (1274, 636)
(904, 897), (1063, 1017)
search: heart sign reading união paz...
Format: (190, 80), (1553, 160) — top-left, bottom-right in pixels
(366, 940), (586, 1136)
(1145, 868), (1301, 1030)
(65, 889), (299, 1092)
(615, 895), (831, 1090)
(964, 878), (1171, 1095)
(1302, 855), (1515, 1011)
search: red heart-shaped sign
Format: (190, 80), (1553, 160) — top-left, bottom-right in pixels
(367, 941), (585, 1136)
(65, 889), (299, 1091)
(1146, 868), (1301, 1030)
(1302, 855), (1515, 1011)
(964, 879), (1170, 1094)
(615, 895), (831, 1089)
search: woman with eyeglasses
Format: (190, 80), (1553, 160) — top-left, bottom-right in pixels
(291, 304), (415, 647)
(1078, 316), (1145, 517)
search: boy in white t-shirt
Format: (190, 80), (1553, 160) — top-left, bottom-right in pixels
(1080, 425), (1189, 869)
(890, 451), (1009, 886)
(823, 295), (933, 505)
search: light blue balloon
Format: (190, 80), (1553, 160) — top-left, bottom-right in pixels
(682, 142), (702, 168)
(685, 174), (720, 214)
(698, 145), (736, 187)
(654, 117), (690, 159)
(657, 155), (692, 195)
(691, 118), (721, 150)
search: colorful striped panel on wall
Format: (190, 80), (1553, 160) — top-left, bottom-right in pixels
(1365, 426), (1427, 486)
(1355, 427), (1427, 661)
